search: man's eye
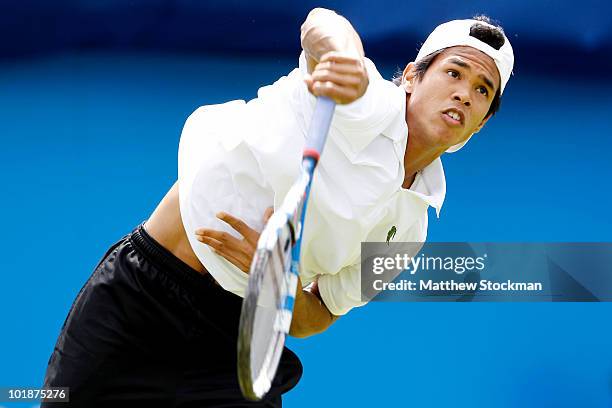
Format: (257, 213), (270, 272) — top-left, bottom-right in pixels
(477, 86), (489, 96)
(447, 70), (459, 78)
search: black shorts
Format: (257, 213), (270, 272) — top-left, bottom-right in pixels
(42, 224), (302, 407)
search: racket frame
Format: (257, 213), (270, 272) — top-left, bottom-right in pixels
(237, 97), (335, 400)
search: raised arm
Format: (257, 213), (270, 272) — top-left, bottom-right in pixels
(300, 8), (369, 105)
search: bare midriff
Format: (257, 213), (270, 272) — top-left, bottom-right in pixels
(144, 182), (206, 274)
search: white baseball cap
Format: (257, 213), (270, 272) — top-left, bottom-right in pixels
(415, 19), (514, 153)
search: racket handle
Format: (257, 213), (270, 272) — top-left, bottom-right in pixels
(304, 96), (336, 161)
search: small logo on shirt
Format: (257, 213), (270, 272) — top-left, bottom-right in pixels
(386, 226), (397, 245)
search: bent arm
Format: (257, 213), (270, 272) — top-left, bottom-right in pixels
(300, 8), (365, 73)
(289, 276), (339, 338)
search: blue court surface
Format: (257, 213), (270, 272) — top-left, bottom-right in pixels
(1, 1), (612, 407)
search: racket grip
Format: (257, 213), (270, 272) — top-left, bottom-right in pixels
(304, 96), (336, 159)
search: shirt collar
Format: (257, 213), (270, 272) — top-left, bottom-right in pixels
(409, 157), (447, 218)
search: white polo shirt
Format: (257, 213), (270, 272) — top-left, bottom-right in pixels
(178, 52), (446, 316)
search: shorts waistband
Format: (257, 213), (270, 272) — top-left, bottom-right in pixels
(129, 223), (219, 294)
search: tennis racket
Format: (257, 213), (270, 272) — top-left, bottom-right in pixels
(237, 96), (336, 401)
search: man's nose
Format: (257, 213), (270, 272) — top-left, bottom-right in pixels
(452, 89), (471, 107)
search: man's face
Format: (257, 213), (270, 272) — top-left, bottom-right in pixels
(404, 46), (501, 150)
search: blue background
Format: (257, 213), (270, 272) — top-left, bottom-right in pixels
(1, 1), (611, 407)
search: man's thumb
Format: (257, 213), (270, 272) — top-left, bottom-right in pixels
(263, 206), (274, 223)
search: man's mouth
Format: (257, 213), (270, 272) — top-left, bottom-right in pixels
(442, 108), (465, 126)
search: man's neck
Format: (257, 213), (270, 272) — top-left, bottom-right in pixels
(403, 99), (446, 189)
(403, 139), (443, 183)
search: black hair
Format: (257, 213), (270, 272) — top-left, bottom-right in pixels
(393, 15), (506, 117)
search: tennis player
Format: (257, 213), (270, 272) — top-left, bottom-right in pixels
(42, 8), (513, 407)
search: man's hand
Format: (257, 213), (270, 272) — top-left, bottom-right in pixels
(196, 206), (339, 337)
(304, 52), (368, 105)
(195, 207), (274, 272)
(300, 8), (368, 105)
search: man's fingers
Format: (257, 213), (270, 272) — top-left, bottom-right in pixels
(216, 212), (251, 234)
(196, 233), (252, 271)
(196, 235), (223, 250)
(194, 228), (247, 254)
(314, 60), (364, 75)
(319, 51), (363, 65)
(194, 207), (274, 273)
(307, 53), (368, 105)
(311, 81), (360, 104)
(311, 70), (362, 87)
(304, 73), (314, 90)
(214, 212), (260, 244)
(196, 230), (248, 255)
(214, 250), (250, 273)
(195, 228), (236, 243)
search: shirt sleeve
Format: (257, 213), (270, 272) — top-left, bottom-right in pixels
(294, 51), (404, 156)
(317, 263), (366, 316)
(317, 214), (429, 316)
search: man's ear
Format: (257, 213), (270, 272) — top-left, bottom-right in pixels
(402, 62), (417, 93)
(474, 113), (493, 134)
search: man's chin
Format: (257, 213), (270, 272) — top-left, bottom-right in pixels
(411, 120), (465, 150)
(428, 130), (465, 151)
